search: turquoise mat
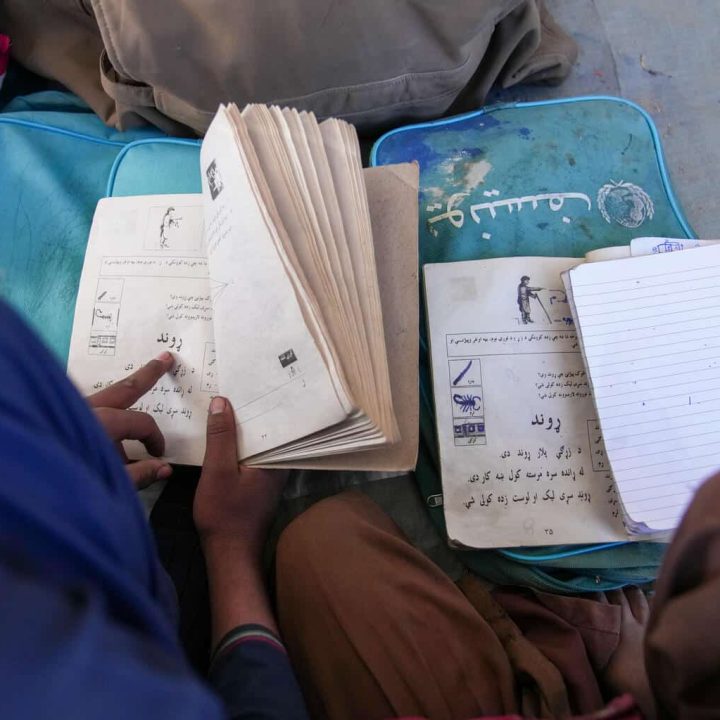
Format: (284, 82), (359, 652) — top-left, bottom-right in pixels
(0, 92), (164, 361)
(371, 96), (693, 590)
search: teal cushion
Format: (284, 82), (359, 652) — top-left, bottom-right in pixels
(0, 92), (164, 361)
(108, 138), (201, 197)
(371, 96), (693, 590)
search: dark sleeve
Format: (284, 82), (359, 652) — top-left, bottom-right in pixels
(208, 625), (310, 720)
(645, 471), (720, 717)
(0, 559), (225, 720)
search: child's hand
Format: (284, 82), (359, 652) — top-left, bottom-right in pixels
(87, 352), (174, 488)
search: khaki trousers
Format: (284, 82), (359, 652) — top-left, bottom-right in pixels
(276, 491), (626, 720)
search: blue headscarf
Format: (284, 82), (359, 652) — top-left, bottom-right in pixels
(0, 300), (223, 718)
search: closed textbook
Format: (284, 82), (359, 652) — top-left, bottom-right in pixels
(68, 104), (419, 470)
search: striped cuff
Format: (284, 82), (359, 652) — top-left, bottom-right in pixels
(210, 624), (286, 669)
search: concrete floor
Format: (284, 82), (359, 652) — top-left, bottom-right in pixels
(490, 0), (720, 237)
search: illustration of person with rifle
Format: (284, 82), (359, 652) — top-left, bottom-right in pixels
(517, 275), (549, 324)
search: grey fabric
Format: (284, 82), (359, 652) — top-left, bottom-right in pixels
(0, 0), (115, 124)
(2, 0), (577, 136)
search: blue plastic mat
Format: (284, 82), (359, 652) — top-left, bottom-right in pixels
(371, 96), (692, 590)
(0, 92), (164, 360)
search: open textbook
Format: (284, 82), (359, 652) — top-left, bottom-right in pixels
(68, 104), (419, 469)
(424, 238), (720, 548)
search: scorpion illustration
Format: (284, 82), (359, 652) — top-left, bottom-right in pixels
(453, 393), (483, 414)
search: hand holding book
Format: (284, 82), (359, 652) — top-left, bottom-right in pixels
(67, 105), (420, 470)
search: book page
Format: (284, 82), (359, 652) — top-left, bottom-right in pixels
(300, 112), (378, 416)
(567, 244), (720, 531)
(267, 164), (420, 471)
(272, 107), (373, 428)
(425, 257), (627, 548)
(321, 119), (399, 441)
(584, 246), (630, 262)
(67, 195), (214, 465)
(236, 105), (357, 420)
(199, 106), (350, 459)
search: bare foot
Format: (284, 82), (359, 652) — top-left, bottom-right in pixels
(603, 587), (656, 719)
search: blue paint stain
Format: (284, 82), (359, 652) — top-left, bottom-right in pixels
(457, 146), (487, 160)
(375, 113), (505, 167)
(473, 114), (502, 130)
(518, 127), (532, 138)
(378, 135), (444, 169)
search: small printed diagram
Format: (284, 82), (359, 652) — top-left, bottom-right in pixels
(89, 278), (124, 356)
(515, 276), (573, 327)
(201, 342), (219, 393)
(144, 204), (204, 251)
(88, 334), (117, 354)
(205, 159), (224, 200)
(279, 349), (297, 368)
(279, 348), (304, 381)
(448, 358), (486, 446)
(587, 419), (609, 472)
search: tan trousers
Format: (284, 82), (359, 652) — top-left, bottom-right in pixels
(277, 473), (720, 720)
(275, 491), (624, 720)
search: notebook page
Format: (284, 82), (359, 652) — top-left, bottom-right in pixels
(568, 244), (720, 531)
(630, 237), (720, 256)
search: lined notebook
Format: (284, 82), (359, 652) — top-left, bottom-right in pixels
(564, 243), (720, 533)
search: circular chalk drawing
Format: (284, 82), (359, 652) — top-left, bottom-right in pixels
(597, 180), (654, 228)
